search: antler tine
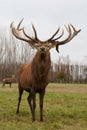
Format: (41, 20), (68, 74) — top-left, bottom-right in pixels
(54, 24), (81, 52)
(70, 24), (81, 34)
(32, 24), (47, 43)
(32, 24), (39, 41)
(63, 24), (81, 42)
(53, 29), (64, 41)
(10, 21), (14, 28)
(10, 21), (29, 43)
(46, 27), (60, 42)
(10, 18), (36, 45)
(65, 24), (72, 35)
(17, 18), (24, 31)
(22, 28), (37, 43)
(58, 24), (74, 45)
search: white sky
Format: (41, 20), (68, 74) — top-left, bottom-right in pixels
(0, 0), (87, 64)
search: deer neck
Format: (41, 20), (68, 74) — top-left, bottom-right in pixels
(32, 51), (51, 77)
(36, 51), (50, 64)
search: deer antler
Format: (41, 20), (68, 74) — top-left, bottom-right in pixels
(10, 18), (28, 42)
(10, 18), (81, 52)
(47, 24), (81, 52)
(58, 24), (81, 45)
(10, 18), (39, 48)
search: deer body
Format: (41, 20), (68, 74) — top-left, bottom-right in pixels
(17, 50), (51, 121)
(19, 51), (51, 91)
(3, 75), (15, 88)
(10, 18), (81, 121)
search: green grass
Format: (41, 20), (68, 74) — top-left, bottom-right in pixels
(0, 83), (87, 130)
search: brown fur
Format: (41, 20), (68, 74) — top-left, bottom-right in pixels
(3, 76), (14, 88)
(17, 50), (51, 121)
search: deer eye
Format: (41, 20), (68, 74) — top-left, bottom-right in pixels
(35, 43), (40, 47)
(47, 43), (51, 47)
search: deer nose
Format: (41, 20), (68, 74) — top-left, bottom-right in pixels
(41, 47), (45, 51)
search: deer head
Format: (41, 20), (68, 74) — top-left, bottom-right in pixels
(10, 18), (81, 53)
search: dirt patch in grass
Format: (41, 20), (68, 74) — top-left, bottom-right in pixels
(46, 86), (87, 93)
(0, 87), (18, 92)
(0, 83), (18, 92)
(46, 83), (87, 93)
(0, 83), (87, 94)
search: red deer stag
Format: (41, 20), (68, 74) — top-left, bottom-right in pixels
(3, 75), (15, 88)
(10, 18), (81, 121)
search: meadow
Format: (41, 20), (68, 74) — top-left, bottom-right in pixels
(0, 83), (87, 130)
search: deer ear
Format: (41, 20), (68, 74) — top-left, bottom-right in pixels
(51, 42), (57, 48)
(51, 42), (59, 53)
(34, 43), (40, 49)
(56, 44), (59, 53)
(51, 44), (56, 48)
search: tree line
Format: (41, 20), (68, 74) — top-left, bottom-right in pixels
(0, 28), (35, 82)
(0, 28), (87, 83)
(51, 57), (87, 83)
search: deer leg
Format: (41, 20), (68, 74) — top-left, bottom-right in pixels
(10, 83), (11, 88)
(39, 90), (45, 121)
(27, 94), (31, 110)
(27, 93), (33, 116)
(3, 83), (5, 87)
(32, 92), (36, 121)
(27, 92), (36, 121)
(16, 87), (23, 114)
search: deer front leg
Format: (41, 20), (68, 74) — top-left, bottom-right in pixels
(27, 91), (36, 122)
(16, 87), (23, 114)
(3, 83), (5, 87)
(32, 92), (36, 121)
(10, 83), (11, 88)
(39, 90), (45, 121)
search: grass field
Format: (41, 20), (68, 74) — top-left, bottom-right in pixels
(0, 83), (87, 130)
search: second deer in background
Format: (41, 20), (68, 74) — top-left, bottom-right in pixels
(3, 75), (15, 88)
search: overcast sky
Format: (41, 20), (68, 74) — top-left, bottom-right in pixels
(0, 0), (87, 64)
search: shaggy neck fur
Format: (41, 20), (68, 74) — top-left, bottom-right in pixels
(31, 51), (51, 83)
